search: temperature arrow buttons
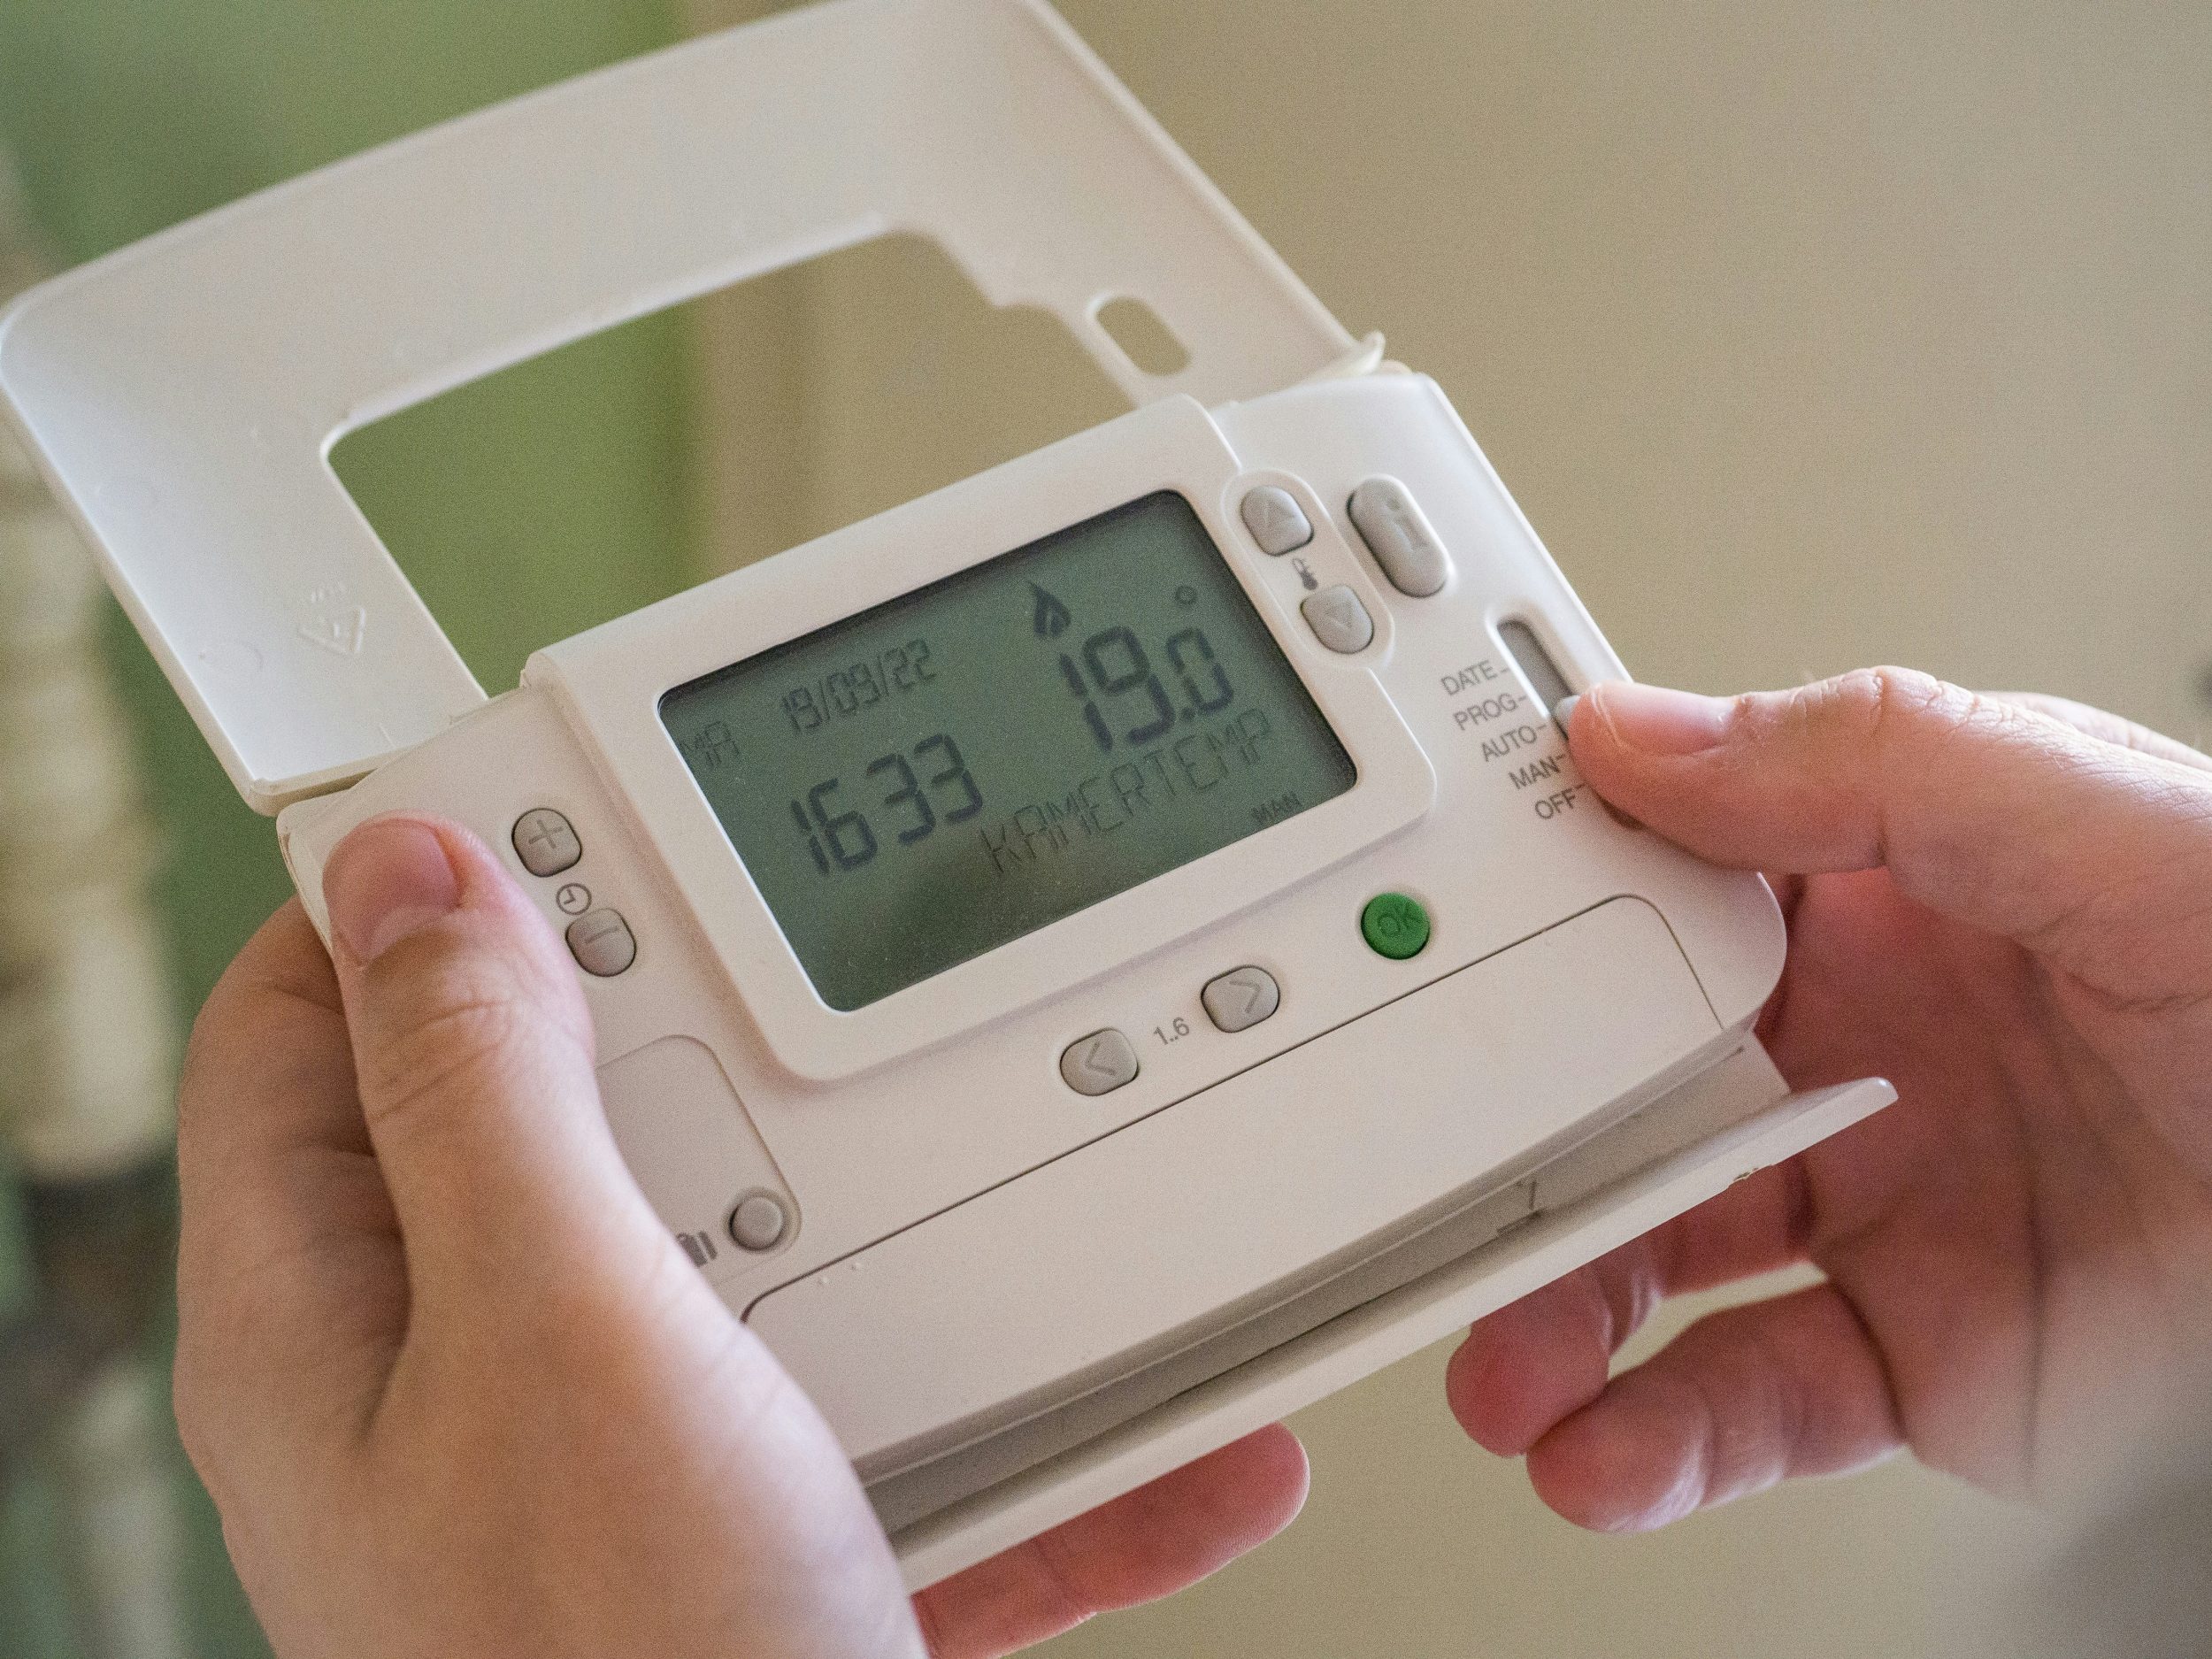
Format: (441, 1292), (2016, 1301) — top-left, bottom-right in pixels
(1202, 966), (1280, 1033)
(1302, 584), (1374, 654)
(1240, 486), (1314, 556)
(1060, 1029), (1139, 1097)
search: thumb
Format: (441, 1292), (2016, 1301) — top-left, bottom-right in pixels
(321, 815), (659, 1301)
(1560, 668), (2212, 1000)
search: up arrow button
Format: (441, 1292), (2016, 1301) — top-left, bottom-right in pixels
(1240, 486), (1315, 556)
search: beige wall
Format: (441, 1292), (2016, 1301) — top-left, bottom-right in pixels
(682, 2), (2212, 1653)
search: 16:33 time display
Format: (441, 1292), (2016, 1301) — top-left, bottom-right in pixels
(787, 733), (983, 874)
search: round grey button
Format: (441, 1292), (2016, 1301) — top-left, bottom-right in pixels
(1202, 966), (1280, 1033)
(1302, 584), (1375, 654)
(1060, 1028), (1139, 1096)
(565, 908), (637, 977)
(729, 1193), (789, 1252)
(512, 808), (582, 877)
(1240, 486), (1314, 556)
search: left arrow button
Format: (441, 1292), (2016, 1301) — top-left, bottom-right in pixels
(1059, 1028), (1139, 1096)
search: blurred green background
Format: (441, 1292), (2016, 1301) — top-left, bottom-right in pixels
(0, 3), (699, 1651)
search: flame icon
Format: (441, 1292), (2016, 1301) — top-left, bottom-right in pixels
(1030, 583), (1072, 638)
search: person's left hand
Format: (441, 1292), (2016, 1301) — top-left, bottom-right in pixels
(175, 817), (1306, 1659)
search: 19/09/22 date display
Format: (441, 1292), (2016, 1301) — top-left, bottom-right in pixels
(660, 492), (1356, 1010)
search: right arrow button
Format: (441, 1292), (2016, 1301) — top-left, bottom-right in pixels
(1202, 966), (1281, 1034)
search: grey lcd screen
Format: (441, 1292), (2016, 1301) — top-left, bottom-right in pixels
(660, 491), (1356, 1010)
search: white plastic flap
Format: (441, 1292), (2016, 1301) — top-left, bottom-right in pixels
(0, 0), (1356, 813)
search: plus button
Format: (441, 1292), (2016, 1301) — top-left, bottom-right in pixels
(511, 809), (582, 878)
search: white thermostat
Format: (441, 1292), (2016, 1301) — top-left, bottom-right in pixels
(0, 0), (1892, 1588)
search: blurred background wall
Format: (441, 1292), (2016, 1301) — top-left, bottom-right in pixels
(1, 0), (2207, 1654)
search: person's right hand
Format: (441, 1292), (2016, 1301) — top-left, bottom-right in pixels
(1447, 668), (2212, 1529)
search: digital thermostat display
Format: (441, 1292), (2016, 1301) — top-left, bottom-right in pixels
(662, 491), (1356, 1010)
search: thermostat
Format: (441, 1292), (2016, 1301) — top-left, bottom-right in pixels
(0, 0), (1891, 1588)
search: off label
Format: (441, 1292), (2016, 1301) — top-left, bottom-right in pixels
(1533, 784), (1587, 819)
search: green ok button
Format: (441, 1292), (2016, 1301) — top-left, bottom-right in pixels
(1361, 892), (1432, 960)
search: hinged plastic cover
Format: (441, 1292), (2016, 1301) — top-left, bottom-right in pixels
(0, 0), (1356, 812)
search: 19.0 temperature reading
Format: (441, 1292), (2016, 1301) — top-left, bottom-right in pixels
(1056, 626), (1233, 751)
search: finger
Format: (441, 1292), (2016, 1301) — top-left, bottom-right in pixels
(1446, 1261), (1639, 1457)
(1765, 870), (1807, 927)
(1447, 1161), (1813, 1455)
(1522, 1284), (1901, 1532)
(177, 901), (366, 1288)
(1985, 690), (2212, 772)
(319, 815), (662, 1311)
(1559, 670), (2212, 998)
(912, 1425), (1309, 1658)
(173, 903), (404, 1480)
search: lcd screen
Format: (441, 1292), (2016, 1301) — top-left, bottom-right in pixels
(661, 491), (1356, 1010)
